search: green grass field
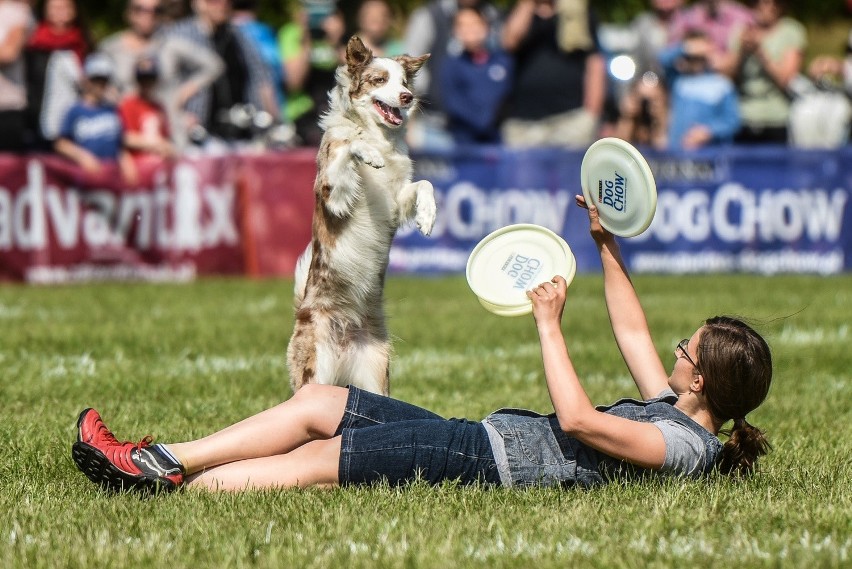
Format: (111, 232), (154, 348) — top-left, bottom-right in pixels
(2, 274), (850, 568)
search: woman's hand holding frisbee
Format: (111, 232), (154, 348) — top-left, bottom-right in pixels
(527, 276), (568, 329)
(466, 224), (576, 317)
(575, 194), (615, 247)
(579, 137), (657, 237)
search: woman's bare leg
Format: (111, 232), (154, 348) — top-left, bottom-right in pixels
(186, 437), (342, 491)
(166, 384), (349, 474)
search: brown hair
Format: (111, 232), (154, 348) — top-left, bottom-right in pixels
(697, 316), (772, 476)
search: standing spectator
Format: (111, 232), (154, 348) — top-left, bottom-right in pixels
(614, 73), (669, 149)
(355, 0), (404, 57)
(403, 0), (502, 150)
(669, 0), (753, 70)
(439, 6), (512, 145)
(500, 0), (605, 149)
(720, 0), (805, 144)
(845, 29), (852, 98)
(629, 0), (684, 79)
(118, 56), (174, 161)
(55, 53), (136, 182)
(25, 0), (92, 148)
(808, 29), (852, 99)
(159, 0), (187, 23)
(232, 0), (287, 118)
(27, 0), (89, 62)
(0, 0), (34, 153)
(278, 1), (345, 146)
(660, 29), (740, 150)
(99, 0), (223, 151)
(163, 0), (278, 146)
(789, 34), (851, 149)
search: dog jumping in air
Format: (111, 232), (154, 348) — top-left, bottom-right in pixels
(286, 36), (436, 396)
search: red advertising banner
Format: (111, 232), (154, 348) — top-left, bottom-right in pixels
(238, 149), (316, 278)
(0, 152), (317, 283)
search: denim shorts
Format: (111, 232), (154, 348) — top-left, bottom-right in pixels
(334, 386), (501, 486)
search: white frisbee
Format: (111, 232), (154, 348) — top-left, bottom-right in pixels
(466, 224), (576, 317)
(580, 137), (657, 237)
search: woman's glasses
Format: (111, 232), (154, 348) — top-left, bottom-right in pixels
(676, 338), (699, 370)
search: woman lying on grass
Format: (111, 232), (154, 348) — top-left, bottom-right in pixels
(71, 196), (772, 493)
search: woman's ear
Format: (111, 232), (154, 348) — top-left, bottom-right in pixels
(690, 372), (704, 394)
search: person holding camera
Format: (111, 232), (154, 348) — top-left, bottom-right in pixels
(614, 73), (668, 150)
(659, 28), (740, 151)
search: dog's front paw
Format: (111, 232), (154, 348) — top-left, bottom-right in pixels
(350, 141), (385, 169)
(414, 181), (437, 236)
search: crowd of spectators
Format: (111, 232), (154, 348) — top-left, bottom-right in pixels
(1, 0), (851, 174)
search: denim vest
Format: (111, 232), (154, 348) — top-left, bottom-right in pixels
(482, 393), (722, 488)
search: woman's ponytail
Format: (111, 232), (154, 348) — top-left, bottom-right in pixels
(698, 317), (773, 477)
(718, 417), (771, 476)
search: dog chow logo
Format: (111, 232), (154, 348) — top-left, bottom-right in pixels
(598, 172), (627, 212)
(501, 252), (543, 290)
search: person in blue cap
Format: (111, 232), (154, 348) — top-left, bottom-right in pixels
(54, 52), (137, 182)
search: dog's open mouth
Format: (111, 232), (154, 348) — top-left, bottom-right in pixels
(373, 100), (403, 126)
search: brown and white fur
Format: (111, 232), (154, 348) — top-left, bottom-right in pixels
(286, 37), (434, 396)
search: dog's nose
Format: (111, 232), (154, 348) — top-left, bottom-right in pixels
(399, 92), (413, 106)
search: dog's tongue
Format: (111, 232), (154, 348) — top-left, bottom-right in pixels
(376, 101), (403, 125)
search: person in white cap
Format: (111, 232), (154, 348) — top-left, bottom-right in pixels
(54, 52), (137, 183)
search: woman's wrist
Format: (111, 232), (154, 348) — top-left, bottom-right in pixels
(536, 319), (563, 339)
(596, 235), (619, 253)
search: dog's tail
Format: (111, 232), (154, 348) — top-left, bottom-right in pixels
(293, 242), (312, 306)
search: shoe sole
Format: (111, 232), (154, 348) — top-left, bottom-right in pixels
(73, 409), (177, 494)
(71, 441), (178, 493)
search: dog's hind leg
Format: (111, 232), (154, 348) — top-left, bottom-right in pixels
(288, 312), (344, 393)
(340, 339), (391, 396)
(286, 315), (316, 394)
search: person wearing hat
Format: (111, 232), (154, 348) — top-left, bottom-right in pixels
(54, 52), (137, 183)
(118, 56), (175, 160)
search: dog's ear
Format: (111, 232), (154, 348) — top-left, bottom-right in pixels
(346, 36), (373, 76)
(395, 53), (430, 81)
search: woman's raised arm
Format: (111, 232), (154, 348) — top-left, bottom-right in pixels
(528, 276), (667, 469)
(577, 195), (669, 400)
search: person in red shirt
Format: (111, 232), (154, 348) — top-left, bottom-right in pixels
(27, 0), (90, 62)
(118, 56), (175, 159)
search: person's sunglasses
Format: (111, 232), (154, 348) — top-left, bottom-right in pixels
(676, 338), (699, 370)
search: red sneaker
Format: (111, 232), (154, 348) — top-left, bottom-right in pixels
(72, 408), (184, 493)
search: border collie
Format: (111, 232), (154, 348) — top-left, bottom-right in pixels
(286, 36), (434, 396)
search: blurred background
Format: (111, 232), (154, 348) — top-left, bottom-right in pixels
(1, 0), (851, 283)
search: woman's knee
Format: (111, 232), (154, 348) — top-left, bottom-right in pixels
(293, 384), (349, 437)
(293, 383), (345, 402)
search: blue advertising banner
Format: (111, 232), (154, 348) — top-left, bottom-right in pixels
(390, 146), (852, 275)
